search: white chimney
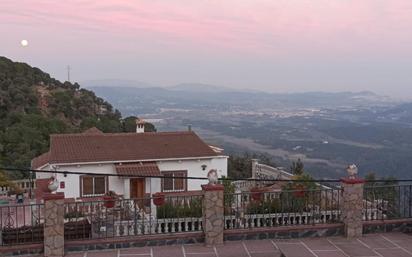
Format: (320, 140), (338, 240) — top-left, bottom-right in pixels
(136, 118), (145, 133)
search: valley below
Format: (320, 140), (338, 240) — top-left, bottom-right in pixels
(88, 83), (412, 179)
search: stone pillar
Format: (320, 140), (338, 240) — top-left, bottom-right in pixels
(251, 159), (259, 179)
(202, 184), (224, 245)
(341, 178), (365, 238)
(124, 178), (130, 199)
(44, 192), (65, 257)
(251, 159), (259, 188)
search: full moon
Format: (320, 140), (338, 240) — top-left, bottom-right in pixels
(20, 40), (28, 47)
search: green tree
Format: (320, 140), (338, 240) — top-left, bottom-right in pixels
(364, 172), (398, 218)
(282, 161), (318, 212)
(290, 158), (304, 175)
(0, 170), (11, 187)
(122, 116), (156, 133)
(221, 176), (236, 211)
(228, 152), (275, 179)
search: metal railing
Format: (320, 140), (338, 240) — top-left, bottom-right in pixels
(64, 194), (203, 241)
(0, 203), (44, 246)
(364, 184), (412, 221)
(224, 188), (342, 230)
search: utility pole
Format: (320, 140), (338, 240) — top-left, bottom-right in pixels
(67, 65), (71, 82)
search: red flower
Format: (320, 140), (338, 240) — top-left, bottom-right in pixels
(153, 192), (165, 206)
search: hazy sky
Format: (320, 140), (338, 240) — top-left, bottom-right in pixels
(1, 0), (412, 97)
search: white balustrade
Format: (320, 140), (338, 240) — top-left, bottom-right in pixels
(113, 217), (203, 236)
(224, 210), (341, 229)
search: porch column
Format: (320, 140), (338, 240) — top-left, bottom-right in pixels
(341, 178), (365, 238)
(150, 178), (161, 218)
(251, 159), (259, 179)
(43, 192), (65, 257)
(202, 184), (224, 245)
(251, 159), (259, 187)
(124, 178), (130, 199)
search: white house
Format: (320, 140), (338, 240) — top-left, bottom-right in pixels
(31, 125), (228, 200)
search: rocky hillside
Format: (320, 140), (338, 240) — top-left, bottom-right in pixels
(0, 56), (153, 175)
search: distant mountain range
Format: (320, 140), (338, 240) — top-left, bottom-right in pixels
(82, 79), (393, 102)
(85, 82), (396, 117)
(167, 83), (239, 93)
(81, 79), (155, 88)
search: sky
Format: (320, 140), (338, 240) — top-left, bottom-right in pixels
(1, 0), (412, 97)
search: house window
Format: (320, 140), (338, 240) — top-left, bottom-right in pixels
(162, 171), (187, 192)
(81, 176), (107, 196)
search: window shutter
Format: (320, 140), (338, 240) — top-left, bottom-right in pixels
(174, 171), (186, 190)
(82, 177), (93, 195)
(163, 172), (174, 191)
(94, 177), (106, 195)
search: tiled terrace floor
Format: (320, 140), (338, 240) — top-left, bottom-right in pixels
(65, 232), (412, 257)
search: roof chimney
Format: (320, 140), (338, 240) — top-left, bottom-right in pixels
(136, 118), (145, 133)
(188, 124), (192, 131)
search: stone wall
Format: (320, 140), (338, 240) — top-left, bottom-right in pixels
(364, 219), (412, 234)
(65, 233), (204, 253)
(0, 244), (43, 257)
(3, 176), (409, 256)
(224, 224), (344, 241)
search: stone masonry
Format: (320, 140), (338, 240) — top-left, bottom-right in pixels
(341, 178), (365, 238)
(44, 193), (65, 257)
(202, 184), (224, 245)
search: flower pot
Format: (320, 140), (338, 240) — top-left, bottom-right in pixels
(103, 196), (115, 208)
(152, 193), (165, 206)
(16, 193), (24, 204)
(250, 188), (263, 202)
(293, 185), (306, 198)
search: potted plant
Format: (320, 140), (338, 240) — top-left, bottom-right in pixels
(103, 191), (117, 208)
(64, 210), (85, 222)
(250, 187), (264, 202)
(11, 184), (24, 204)
(152, 192), (165, 206)
(293, 184), (306, 198)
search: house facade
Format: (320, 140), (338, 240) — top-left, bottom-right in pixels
(31, 126), (228, 200)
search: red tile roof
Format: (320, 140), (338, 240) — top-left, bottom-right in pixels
(83, 127), (104, 134)
(115, 162), (161, 176)
(32, 131), (218, 167)
(31, 151), (50, 169)
(260, 182), (285, 192)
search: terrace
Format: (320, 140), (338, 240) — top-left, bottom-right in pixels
(62, 233), (412, 257)
(0, 177), (412, 257)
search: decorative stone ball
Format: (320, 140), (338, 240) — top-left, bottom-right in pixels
(48, 176), (59, 192)
(207, 169), (218, 185)
(346, 164), (358, 179)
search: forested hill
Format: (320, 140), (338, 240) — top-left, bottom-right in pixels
(0, 56), (154, 175)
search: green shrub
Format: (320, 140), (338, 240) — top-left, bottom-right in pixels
(156, 198), (202, 219)
(64, 211), (85, 219)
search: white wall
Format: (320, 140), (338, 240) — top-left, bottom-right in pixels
(156, 156), (228, 191)
(36, 155), (228, 199)
(146, 178), (161, 194)
(36, 163), (122, 199)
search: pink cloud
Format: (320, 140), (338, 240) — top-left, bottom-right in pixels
(2, 0), (412, 56)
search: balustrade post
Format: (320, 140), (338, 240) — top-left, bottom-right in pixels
(43, 192), (65, 257)
(202, 184), (224, 245)
(341, 175), (365, 238)
(251, 159), (259, 188)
